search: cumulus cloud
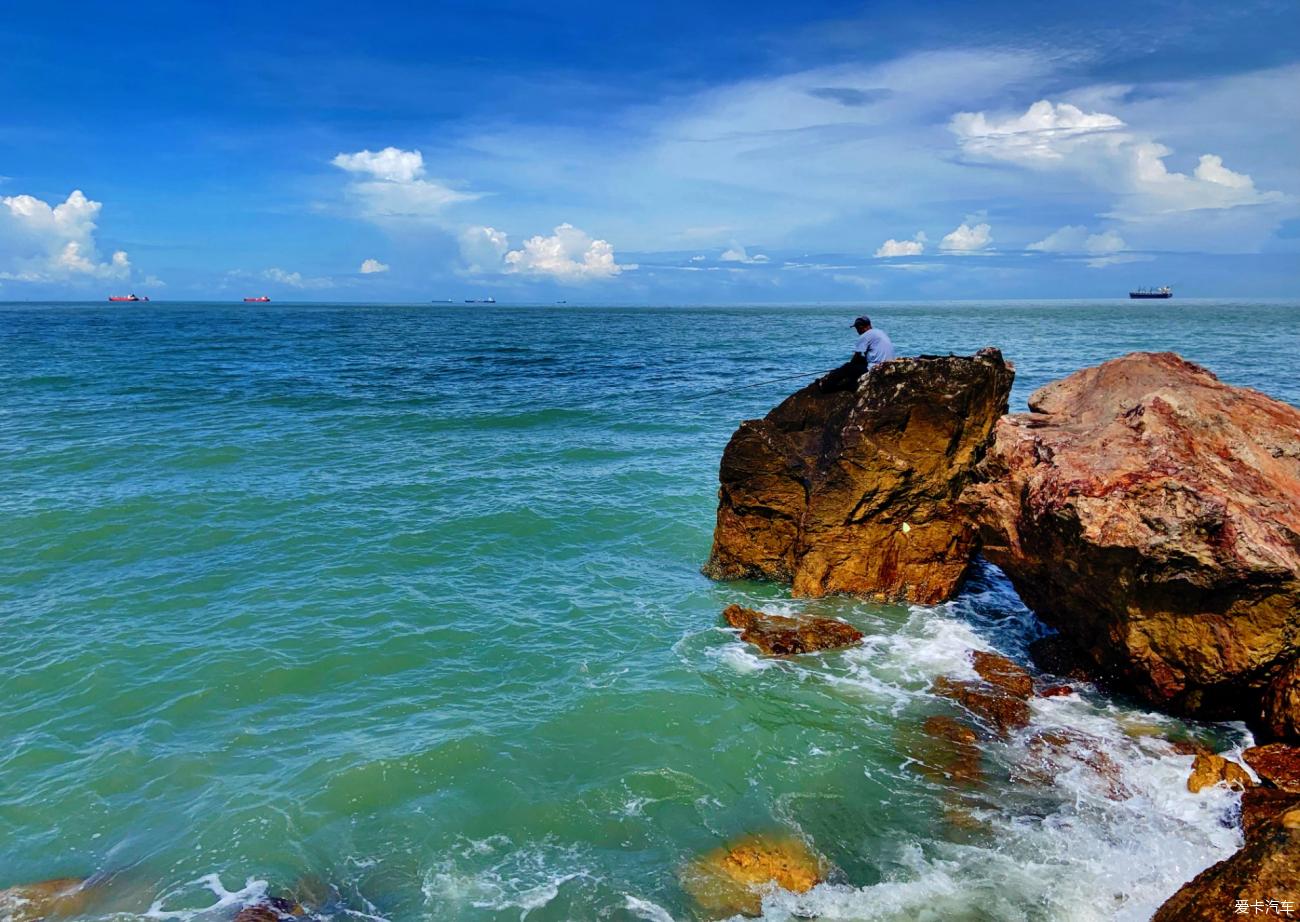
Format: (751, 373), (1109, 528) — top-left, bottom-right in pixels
(503, 223), (629, 281)
(720, 243), (770, 264)
(0, 189), (131, 282)
(951, 100), (1281, 218)
(874, 231), (926, 258)
(939, 222), (992, 253)
(332, 147), (477, 222)
(359, 258), (389, 274)
(459, 225), (510, 273)
(1028, 225), (1143, 268)
(262, 267), (334, 289)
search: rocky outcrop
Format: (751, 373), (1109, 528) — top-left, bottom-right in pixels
(681, 834), (827, 918)
(1186, 753), (1254, 794)
(1242, 744), (1300, 792)
(1153, 812), (1299, 921)
(1262, 659), (1300, 741)
(963, 352), (1300, 720)
(1242, 787), (1300, 842)
(705, 350), (1014, 604)
(722, 604), (863, 655)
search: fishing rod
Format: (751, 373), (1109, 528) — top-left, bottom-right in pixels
(690, 368), (834, 400)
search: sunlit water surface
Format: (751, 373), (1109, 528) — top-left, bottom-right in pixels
(3, 300), (1298, 921)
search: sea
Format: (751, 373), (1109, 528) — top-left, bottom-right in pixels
(3, 299), (1298, 922)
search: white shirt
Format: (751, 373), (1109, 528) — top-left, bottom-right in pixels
(854, 327), (895, 368)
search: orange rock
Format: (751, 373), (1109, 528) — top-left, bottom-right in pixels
(0, 878), (93, 922)
(705, 350), (1014, 604)
(1187, 753), (1255, 793)
(1242, 744), (1300, 792)
(1153, 819), (1299, 920)
(930, 675), (1031, 738)
(721, 604), (863, 656)
(682, 834), (827, 918)
(1262, 659), (1300, 742)
(963, 352), (1300, 720)
(970, 650), (1033, 699)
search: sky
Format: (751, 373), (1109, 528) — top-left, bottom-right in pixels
(1, 0), (1298, 302)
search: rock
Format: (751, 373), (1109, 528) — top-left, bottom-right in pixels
(705, 350), (1014, 604)
(1187, 753), (1254, 794)
(1168, 738), (1215, 758)
(721, 604), (863, 656)
(1262, 659), (1300, 742)
(963, 352), (1300, 719)
(681, 834), (827, 918)
(970, 650), (1033, 698)
(1241, 787), (1300, 842)
(1038, 684), (1074, 698)
(0, 878), (93, 922)
(233, 897), (303, 922)
(1014, 728), (1132, 801)
(914, 715), (984, 786)
(1026, 635), (1095, 683)
(1152, 820), (1299, 921)
(930, 675), (1031, 738)
(1242, 744), (1300, 792)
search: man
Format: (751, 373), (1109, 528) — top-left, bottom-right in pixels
(820, 314), (895, 392)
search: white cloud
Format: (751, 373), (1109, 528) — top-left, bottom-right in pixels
(332, 147), (477, 222)
(832, 273), (876, 291)
(503, 223), (629, 281)
(939, 222), (992, 253)
(359, 258), (389, 274)
(459, 225), (510, 273)
(262, 267), (334, 289)
(1029, 225), (1134, 268)
(0, 189), (131, 282)
(874, 231), (926, 257)
(720, 243), (770, 264)
(951, 99), (1281, 218)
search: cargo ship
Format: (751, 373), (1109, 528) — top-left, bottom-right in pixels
(1129, 286), (1172, 299)
(108, 294), (148, 302)
(465, 297), (496, 304)
(243, 296), (271, 302)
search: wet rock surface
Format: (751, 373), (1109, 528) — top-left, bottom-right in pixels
(930, 675), (1031, 739)
(1186, 753), (1254, 794)
(721, 604), (863, 656)
(1262, 659), (1300, 742)
(706, 349), (1013, 604)
(1014, 728), (1132, 801)
(1241, 787), (1300, 842)
(970, 650), (1033, 699)
(681, 834), (827, 918)
(963, 352), (1300, 720)
(0, 878), (93, 922)
(1242, 744), (1300, 792)
(916, 715), (985, 787)
(1152, 819), (1300, 921)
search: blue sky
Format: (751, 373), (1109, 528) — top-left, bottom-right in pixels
(1, 0), (1297, 301)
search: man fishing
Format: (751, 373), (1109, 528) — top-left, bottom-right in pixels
(819, 314), (895, 392)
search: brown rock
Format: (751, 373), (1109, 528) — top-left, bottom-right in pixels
(681, 834), (827, 918)
(1026, 635), (1095, 682)
(705, 350), (1014, 604)
(970, 650), (1033, 698)
(1262, 659), (1300, 742)
(1168, 738), (1215, 758)
(721, 604), (863, 656)
(1242, 744), (1300, 792)
(1241, 787), (1300, 842)
(1015, 728), (1132, 801)
(1038, 684), (1074, 698)
(1187, 753), (1254, 794)
(233, 896), (303, 922)
(0, 878), (92, 922)
(963, 352), (1300, 719)
(930, 675), (1031, 738)
(1152, 822), (1299, 921)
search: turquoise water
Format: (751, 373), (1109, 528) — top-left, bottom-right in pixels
(2, 300), (1298, 921)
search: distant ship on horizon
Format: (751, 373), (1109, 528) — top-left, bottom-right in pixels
(465, 297), (496, 304)
(108, 294), (148, 302)
(243, 295), (271, 303)
(1129, 286), (1173, 299)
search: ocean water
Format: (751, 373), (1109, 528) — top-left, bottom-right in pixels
(2, 299), (1298, 922)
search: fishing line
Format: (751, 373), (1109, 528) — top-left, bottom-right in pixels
(688, 368), (834, 400)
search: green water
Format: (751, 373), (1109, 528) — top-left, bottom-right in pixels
(2, 301), (1297, 921)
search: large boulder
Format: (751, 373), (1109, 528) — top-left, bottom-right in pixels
(963, 352), (1300, 719)
(1262, 658), (1300, 741)
(705, 350), (1014, 604)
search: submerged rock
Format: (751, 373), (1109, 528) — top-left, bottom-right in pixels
(233, 897), (303, 922)
(970, 650), (1033, 699)
(681, 834), (827, 918)
(1186, 753), (1254, 794)
(0, 878), (93, 922)
(1014, 728), (1132, 801)
(915, 715), (985, 787)
(1241, 787), (1300, 842)
(1242, 744), (1300, 792)
(930, 675), (1031, 738)
(1152, 818), (1300, 920)
(1262, 659), (1300, 742)
(963, 352), (1300, 720)
(721, 604), (863, 656)
(705, 349), (1014, 604)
